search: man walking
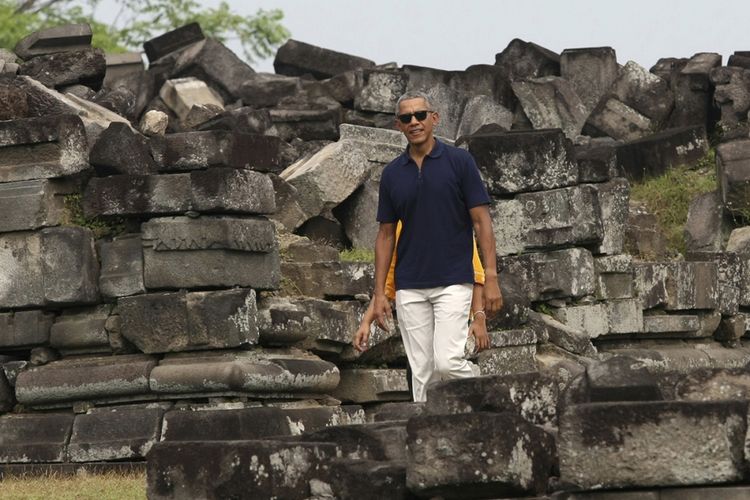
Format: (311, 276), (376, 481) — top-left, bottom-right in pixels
(373, 91), (502, 402)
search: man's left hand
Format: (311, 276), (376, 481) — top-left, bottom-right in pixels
(483, 278), (503, 317)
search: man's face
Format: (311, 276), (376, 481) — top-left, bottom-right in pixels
(395, 98), (439, 146)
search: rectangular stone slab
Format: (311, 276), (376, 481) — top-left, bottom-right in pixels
(0, 114), (88, 183)
(0, 413), (74, 463)
(68, 407), (164, 462)
(0, 310), (54, 348)
(0, 179), (74, 232)
(332, 368), (410, 403)
(559, 400), (747, 489)
(117, 288), (258, 353)
(98, 234), (146, 299)
(143, 22), (204, 63)
(49, 305), (111, 354)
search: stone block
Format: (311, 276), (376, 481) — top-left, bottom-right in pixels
(19, 48), (106, 90)
(141, 216), (280, 290)
(84, 168), (275, 217)
(669, 53), (722, 129)
(0, 179), (74, 233)
(494, 38), (560, 81)
(274, 39), (376, 80)
(196, 106), (272, 136)
(585, 97), (653, 142)
(90, 122), (158, 176)
(406, 412), (555, 498)
(711, 66), (750, 126)
(159, 77), (223, 121)
(585, 356), (663, 402)
(717, 139), (750, 215)
(467, 128), (578, 195)
(0, 310), (54, 348)
(561, 47), (618, 115)
(0, 227), (99, 309)
(281, 261), (374, 299)
(643, 315), (701, 335)
(715, 315), (746, 344)
(511, 76), (588, 139)
(49, 305), (112, 354)
(575, 140), (620, 183)
(685, 191), (726, 253)
(426, 371), (560, 428)
(593, 178), (630, 255)
(147, 440), (339, 500)
(149, 349), (339, 398)
(326, 460), (408, 500)
(333, 368), (410, 403)
(0, 413), (75, 463)
(98, 234), (145, 299)
(559, 400), (747, 489)
(14, 24), (92, 60)
(595, 254), (634, 299)
(611, 60), (674, 125)
(117, 288), (258, 354)
(367, 402), (425, 423)
(499, 248), (596, 301)
(139, 110), (169, 136)
(552, 303), (609, 338)
(236, 72), (301, 108)
(103, 52), (144, 88)
(686, 251), (743, 315)
(68, 407), (164, 462)
(0, 370), (12, 413)
(336, 168), (381, 249)
(355, 69), (407, 113)
(143, 22), (203, 63)
(529, 311), (597, 357)
(150, 130), (253, 170)
(15, 354), (157, 408)
(477, 345), (537, 376)
(492, 184), (604, 256)
(268, 98), (342, 141)
(634, 261), (719, 311)
(606, 299), (643, 334)
(0, 114), (88, 183)
(294, 421), (407, 461)
(616, 125), (708, 182)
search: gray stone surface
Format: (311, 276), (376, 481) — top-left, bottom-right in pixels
(585, 97), (653, 142)
(90, 122), (158, 176)
(49, 305), (112, 354)
(595, 254), (635, 299)
(559, 400), (747, 489)
(512, 76), (588, 139)
(0, 413), (75, 463)
(141, 216), (280, 290)
(0, 310), (54, 348)
(84, 168), (275, 217)
(494, 38), (560, 81)
(237, 72), (300, 108)
(467, 128), (578, 195)
(456, 94), (513, 139)
(717, 139), (750, 215)
(406, 412), (555, 498)
(149, 349), (339, 398)
(477, 345), (537, 376)
(617, 125), (709, 181)
(19, 48), (105, 90)
(150, 130), (259, 171)
(14, 24), (92, 60)
(68, 407), (164, 462)
(336, 166), (382, 249)
(268, 97), (342, 141)
(0, 370), (12, 413)
(139, 110), (168, 136)
(634, 261), (719, 311)
(98, 234), (145, 299)
(712, 66), (750, 126)
(685, 191), (726, 253)
(0, 227), (99, 309)
(553, 303), (609, 338)
(274, 39), (376, 79)
(0, 179), (74, 233)
(561, 47), (618, 115)
(611, 60), (674, 125)
(117, 288), (258, 353)
(594, 178), (630, 255)
(15, 354), (157, 407)
(333, 368), (410, 403)
(159, 77), (223, 121)
(669, 53), (722, 129)
(584, 356), (663, 402)
(530, 311), (597, 357)
(281, 261), (374, 299)
(499, 248), (596, 301)
(355, 69), (407, 113)
(103, 51), (143, 88)
(0, 114), (88, 183)
(606, 299), (644, 334)
(143, 22), (204, 63)
(643, 315), (701, 335)
(575, 140), (620, 183)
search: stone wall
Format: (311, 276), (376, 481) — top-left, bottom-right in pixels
(3, 22), (750, 499)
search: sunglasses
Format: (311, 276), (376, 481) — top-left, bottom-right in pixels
(396, 110), (434, 124)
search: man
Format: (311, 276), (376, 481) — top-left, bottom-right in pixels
(372, 91), (502, 402)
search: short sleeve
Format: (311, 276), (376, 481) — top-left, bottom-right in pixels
(376, 169), (398, 223)
(461, 152), (491, 208)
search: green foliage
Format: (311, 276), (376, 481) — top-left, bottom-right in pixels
(63, 193), (126, 239)
(1, 0), (289, 63)
(629, 149), (718, 256)
(340, 247), (375, 263)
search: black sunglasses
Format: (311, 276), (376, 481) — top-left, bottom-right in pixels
(397, 110), (434, 124)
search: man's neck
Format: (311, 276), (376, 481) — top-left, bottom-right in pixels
(408, 136), (436, 166)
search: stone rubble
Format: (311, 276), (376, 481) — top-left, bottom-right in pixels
(3, 21), (750, 500)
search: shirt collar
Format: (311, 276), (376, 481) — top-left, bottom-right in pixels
(396, 138), (444, 166)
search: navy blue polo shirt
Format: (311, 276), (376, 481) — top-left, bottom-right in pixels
(376, 139), (491, 290)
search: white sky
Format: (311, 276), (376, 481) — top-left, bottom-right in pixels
(96, 0), (750, 73)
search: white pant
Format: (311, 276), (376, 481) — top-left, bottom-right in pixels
(395, 284), (475, 402)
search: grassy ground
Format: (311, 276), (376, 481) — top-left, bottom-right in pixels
(339, 247), (375, 263)
(0, 471), (146, 500)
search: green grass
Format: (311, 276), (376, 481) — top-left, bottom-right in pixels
(63, 193), (127, 240)
(629, 149), (717, 256)
(339, 248), (375, 263)
(0, 471), (146, 500)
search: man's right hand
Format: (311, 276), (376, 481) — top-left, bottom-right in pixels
(373, 293), (393, 331)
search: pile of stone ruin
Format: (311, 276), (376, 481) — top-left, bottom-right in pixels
(6, 20), (750, 499)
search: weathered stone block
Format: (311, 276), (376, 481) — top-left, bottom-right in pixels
(236, 72), (300, 108)
(150, 130), (247, 170)
(575, 140), (620, 183)
(406, 412), (555, 498)
(499, 248), (596, 301)
(643, 315), (701, 335)
(494, 38), (560, 81)
(529, 311), (596, 357)
(294, 421), (407, 461)
(0, 370), (12, 413)
(49, 305), (112, 354)
(593, 178), (630, 255)
(456, 95), (513, 139)
(333, 368), (409, 403)
(103, 51), (144, 88)
(0, 179), (75, 233)
(143, 22), (203, 63)
(617, 125), (709, 181)
(717, 139), (750, 215)
(141, 216), (280, 290)
(552, 303), (608, 338)
(98, 234), (145, 299)
(611, 60), (674, 125)
(269, 98), (342, 141)
(68, 407), (164, 462)
(686, 251), (743, 315)
(149, 349), (339, 398)
(0, 413), (75, 463)
(559, 400), (747, 489)
(0, 114), (88, 183)
(355, 69), (407, 113)
(327, 460), (408, 500)
(117, 288), (258, 354)
(634, 261), (719, 311)
(90, 122), (158, 176)
(15, 354), (157, 408)
(467, 128), (578, 195)
(0, 310), (54, 348)
(606, 299), (644, 334)
(585, 356), (663, 402)
(669, 53), (722, 129)
(561, 47), (618, 115)
(477, 345), (537, 376)
(14, 24), (92, 60)
(595, 254), (634, 299)
(281, 261), (374, 298)
(159, 77), (223, 122)
(512, 76), (587, 139)
(274, 39), (376, 80)
(685, 191), (727, 253)
(585, 97), (653, 142)
(19, 48), (105, 90)
(147, 440), (339, 500)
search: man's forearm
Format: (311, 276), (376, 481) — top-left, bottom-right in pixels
(374, 225), (396, 297)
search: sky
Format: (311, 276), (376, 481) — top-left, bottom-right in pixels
(239, 0), (749, 73)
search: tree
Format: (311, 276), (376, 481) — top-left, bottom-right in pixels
(0, 0), (290, 63)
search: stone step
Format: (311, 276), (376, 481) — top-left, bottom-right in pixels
(0, 413), (75, 463)
(332, 368), (410, 403)
(0, 179), (74, 233)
